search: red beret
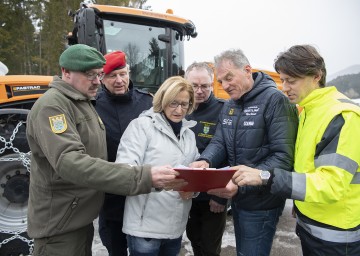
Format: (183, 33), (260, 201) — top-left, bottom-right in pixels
(103, 51), (127, 74)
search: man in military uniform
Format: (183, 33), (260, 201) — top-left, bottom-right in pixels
(26, 44), (184, 256)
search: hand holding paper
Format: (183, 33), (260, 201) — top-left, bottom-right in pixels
(174, 165), (235, 192)
(207, 180), (238, 199)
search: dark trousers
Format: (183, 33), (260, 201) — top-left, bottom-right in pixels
(99, 211), (128, 256)
(33, 223), (94, 256)
(186, 200), (227, 256)
(296, 224), (360, 256)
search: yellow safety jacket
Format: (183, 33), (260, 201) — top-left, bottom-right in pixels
(293, 86), (360, 242)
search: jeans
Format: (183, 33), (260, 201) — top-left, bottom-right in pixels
(126, 235), (182, 256)
(232, 203), (283, 256)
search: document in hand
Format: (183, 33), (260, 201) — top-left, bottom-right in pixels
(174, 168), (236, 192)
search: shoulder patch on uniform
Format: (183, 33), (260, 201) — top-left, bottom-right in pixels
(49, 114), (67, 134)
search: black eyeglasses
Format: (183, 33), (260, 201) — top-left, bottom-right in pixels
(168, 101), (191, 109)
(83, 71), (105, 81)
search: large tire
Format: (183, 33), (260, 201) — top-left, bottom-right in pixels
(0, 153), (32, 255)
(0, 109), (32, 254)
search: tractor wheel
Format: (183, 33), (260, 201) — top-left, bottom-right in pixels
(0, 153), (32, 255)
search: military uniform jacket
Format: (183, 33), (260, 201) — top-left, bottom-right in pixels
(26, 76), (152, 238)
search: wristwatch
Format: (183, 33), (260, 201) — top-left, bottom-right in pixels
(259, 170), (271, 185)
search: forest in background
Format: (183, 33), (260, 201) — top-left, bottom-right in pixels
(0, 0), (148, 75)
(1, 0), (359, 98)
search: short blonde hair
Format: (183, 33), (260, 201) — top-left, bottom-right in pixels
(153, 76), (195, 114)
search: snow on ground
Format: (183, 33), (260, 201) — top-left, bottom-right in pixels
(92, 200), (302, 256)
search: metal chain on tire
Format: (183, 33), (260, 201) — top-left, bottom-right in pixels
(0, 228), (34, 255)
(0, 120), (34, 254)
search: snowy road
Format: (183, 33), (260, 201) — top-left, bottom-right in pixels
(92, 199), (302, 256)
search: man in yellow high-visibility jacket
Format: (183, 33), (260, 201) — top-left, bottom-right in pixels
(209, 44), (360, 255)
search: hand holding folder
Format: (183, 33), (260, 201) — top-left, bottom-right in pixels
(174, 167), (236, 192)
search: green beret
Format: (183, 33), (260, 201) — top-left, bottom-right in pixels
(59, 44), (106, 72)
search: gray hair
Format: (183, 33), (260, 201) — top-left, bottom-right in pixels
(185, 62), (214, 82)
(214, 49), (250, 69)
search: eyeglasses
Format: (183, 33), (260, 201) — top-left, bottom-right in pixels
(83, 71), (105, 81)
(192, 85), (211, 91)
(168, 101), (191, 109)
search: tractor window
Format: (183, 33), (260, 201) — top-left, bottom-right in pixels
(171, 31), (185, 78)
(103, 20), (169, 93)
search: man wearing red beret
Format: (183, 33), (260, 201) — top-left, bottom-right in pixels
(95, 51), (153, 255)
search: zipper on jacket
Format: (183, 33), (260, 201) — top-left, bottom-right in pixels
(56, 197), (79, 230)
(233, 103), (243, 166)
(295, 107), (306, 156)
(140, 194), (150, 224)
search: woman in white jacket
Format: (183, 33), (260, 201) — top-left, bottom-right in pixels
(115, 76), (199, 256)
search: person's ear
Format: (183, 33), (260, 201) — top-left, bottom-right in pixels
(244, 65), (252, 74)
(314, 71), (322, 83)
(62, 67), (71, 79)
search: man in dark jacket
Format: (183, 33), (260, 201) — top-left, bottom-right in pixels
(185, 62), (227, 256)
(231, 45), (360, 256)
(191, 49), (299, 256)
(95, 51), (153, 255)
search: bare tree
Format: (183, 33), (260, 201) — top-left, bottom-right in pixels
(124, 42), (140, 69)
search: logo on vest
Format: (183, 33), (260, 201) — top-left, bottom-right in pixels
(243, 121), (254, 126)
(244, 106), (260, 116)
(203, 125), (210, 134)
(49, 114), (67, 134)
(222, 119), (232, 125)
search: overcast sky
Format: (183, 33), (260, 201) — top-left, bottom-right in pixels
(148, 0), (360, 77)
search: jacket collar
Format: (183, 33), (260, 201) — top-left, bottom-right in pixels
(50, 76), (93, 101)
(141, 108), (197, 130)
(299, 86), (336, 110)
(234, 72), (276, 105)
(196, 92), (215, 111)
(101, 80), (134, 102)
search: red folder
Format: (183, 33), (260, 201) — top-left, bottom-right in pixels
(174, 168), (236, 192)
